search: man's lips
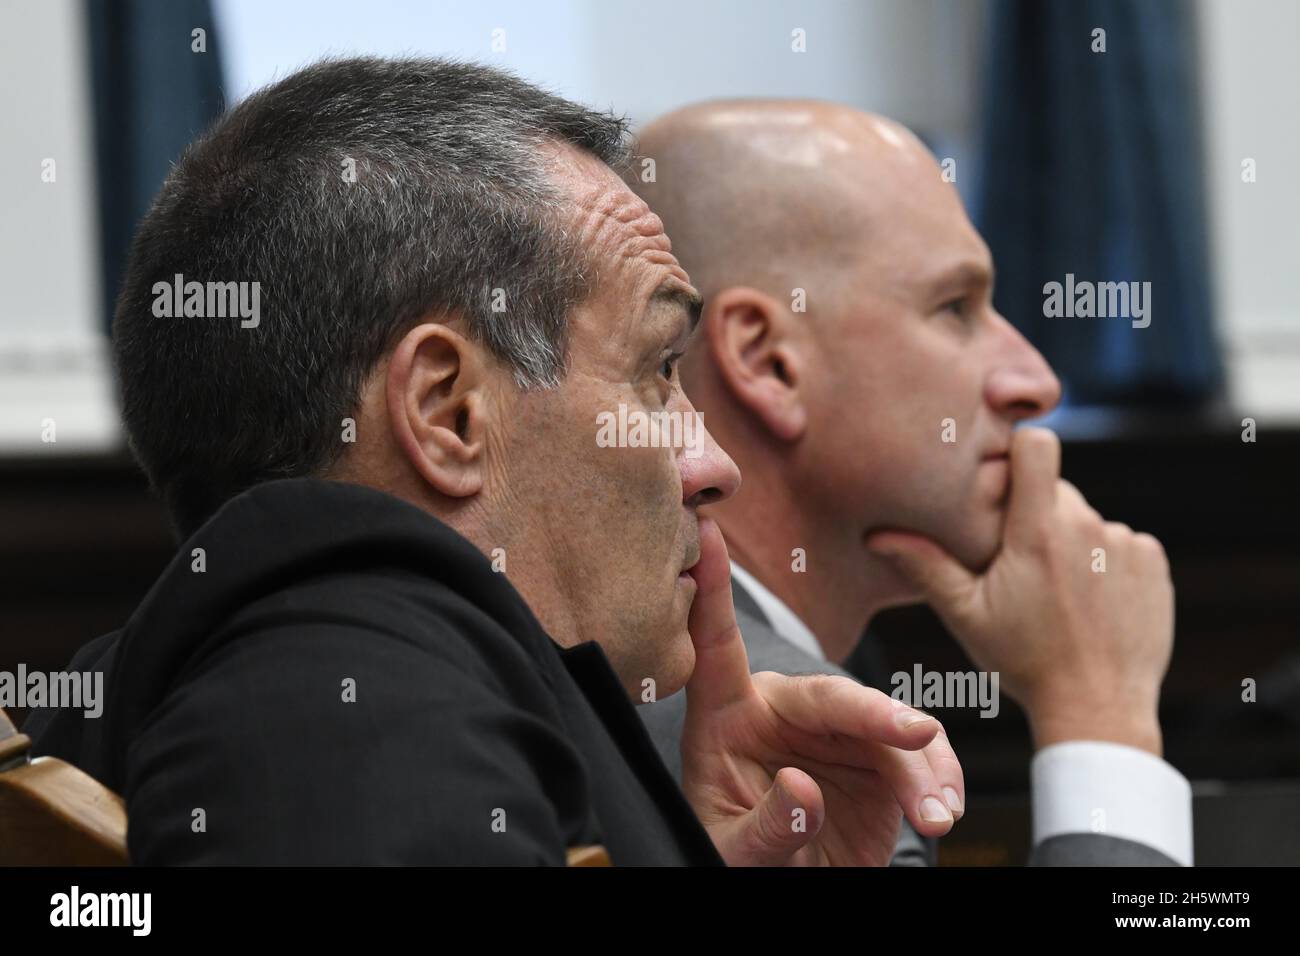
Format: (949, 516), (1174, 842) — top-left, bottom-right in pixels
(980, 450), (1012, 504)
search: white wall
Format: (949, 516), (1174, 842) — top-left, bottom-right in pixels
(1197, 0), (1300, 420)
(2, 0), (1295, 456)
(216, 0), (601, 106)
(217, 0), (1300, 419)
(0, 0), (982, 454)
(0, 0), (117, 452)
(216, 0), (980, 137)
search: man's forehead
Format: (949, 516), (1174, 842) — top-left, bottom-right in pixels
(542, 141), (692, 288)
(871, 224), (993, 299)
(836, 147), (989, 281)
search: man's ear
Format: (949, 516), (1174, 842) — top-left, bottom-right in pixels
(705, 286), (807, 442)
(385, 322), (492, 498)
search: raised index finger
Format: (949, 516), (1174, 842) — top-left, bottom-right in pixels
(683, 517), (753, 710)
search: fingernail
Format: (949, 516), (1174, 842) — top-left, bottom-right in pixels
(943, 786), (963, 815)
(894, 705), (934, 730)
(921, 796), (953, 824)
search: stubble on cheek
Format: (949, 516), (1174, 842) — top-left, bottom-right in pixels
(583, 437), (684, 657)
(639, 447), (692, 655)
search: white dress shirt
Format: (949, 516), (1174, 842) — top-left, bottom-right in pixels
(729, 561), (1194, 865)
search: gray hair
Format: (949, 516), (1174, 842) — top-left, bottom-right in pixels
(112, 56), (630, 536)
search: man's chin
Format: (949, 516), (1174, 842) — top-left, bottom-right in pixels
(642, 629), (694, 703)
(895, 500), (1005, 575)
(948, 509), (1006, 573)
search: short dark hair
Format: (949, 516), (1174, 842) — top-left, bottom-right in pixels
(112, 56), (630, 538)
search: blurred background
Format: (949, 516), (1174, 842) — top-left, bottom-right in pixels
(1, 0), (1296, 863)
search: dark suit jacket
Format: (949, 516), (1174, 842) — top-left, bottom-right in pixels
(638, 573), (1178, 866)
(25, 478), (721, 866)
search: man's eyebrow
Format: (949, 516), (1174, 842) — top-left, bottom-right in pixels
(649, 283), (703, 333)
(926, 259), (994, 297)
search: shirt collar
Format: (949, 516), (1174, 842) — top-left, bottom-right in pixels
(729, 561), (826, 662)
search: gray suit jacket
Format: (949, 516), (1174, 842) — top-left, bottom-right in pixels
(639, 574), (1180, 866)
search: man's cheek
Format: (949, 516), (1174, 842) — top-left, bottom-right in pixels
(610, 445), (679, 554)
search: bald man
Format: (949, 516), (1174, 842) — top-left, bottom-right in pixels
(633, 101), (1191, 867)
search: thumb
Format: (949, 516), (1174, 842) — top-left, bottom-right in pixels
(719, 767), (824, 866)
(866, 529), (978, 609)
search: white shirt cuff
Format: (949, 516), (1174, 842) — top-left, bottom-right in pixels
(1031, 740), (1193, 866)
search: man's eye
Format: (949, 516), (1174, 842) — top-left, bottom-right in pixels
(660, 353), (683, 380)
(941, 298), (966, 318)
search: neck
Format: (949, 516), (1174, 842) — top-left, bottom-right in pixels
(709, 471), (909, 665)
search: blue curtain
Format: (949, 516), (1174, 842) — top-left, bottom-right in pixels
(973, 0), (1223, 406)
(86, 0), (226, 334)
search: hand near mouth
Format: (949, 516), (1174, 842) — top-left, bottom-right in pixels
(865, 427), (1174, 756)
(679, 517), (964, 866)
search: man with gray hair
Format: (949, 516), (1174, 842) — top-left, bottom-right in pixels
(27, 60), (964, 865)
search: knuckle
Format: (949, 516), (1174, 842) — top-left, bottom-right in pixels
(808, 673), (845, 695)
(1133, 530), (1164, 553)
(1058, 484), (1103, 531)
(1104, 520), (1133, 538)
(805, 673), (850, 709)
(1057, 479), (1085, 505)
(1133, 532), (1170, 570)
(1077, 511), (1106, 538)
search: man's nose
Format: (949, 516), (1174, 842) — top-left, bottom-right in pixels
(681, 414), (741, 508)
(984, 312), (1062, 422)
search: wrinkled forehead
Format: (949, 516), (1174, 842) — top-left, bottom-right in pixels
(539, 140), (693, 296)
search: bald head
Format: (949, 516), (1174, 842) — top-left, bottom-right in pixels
(628, 100), (937, 302)
(619, 99), (1059, 650)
